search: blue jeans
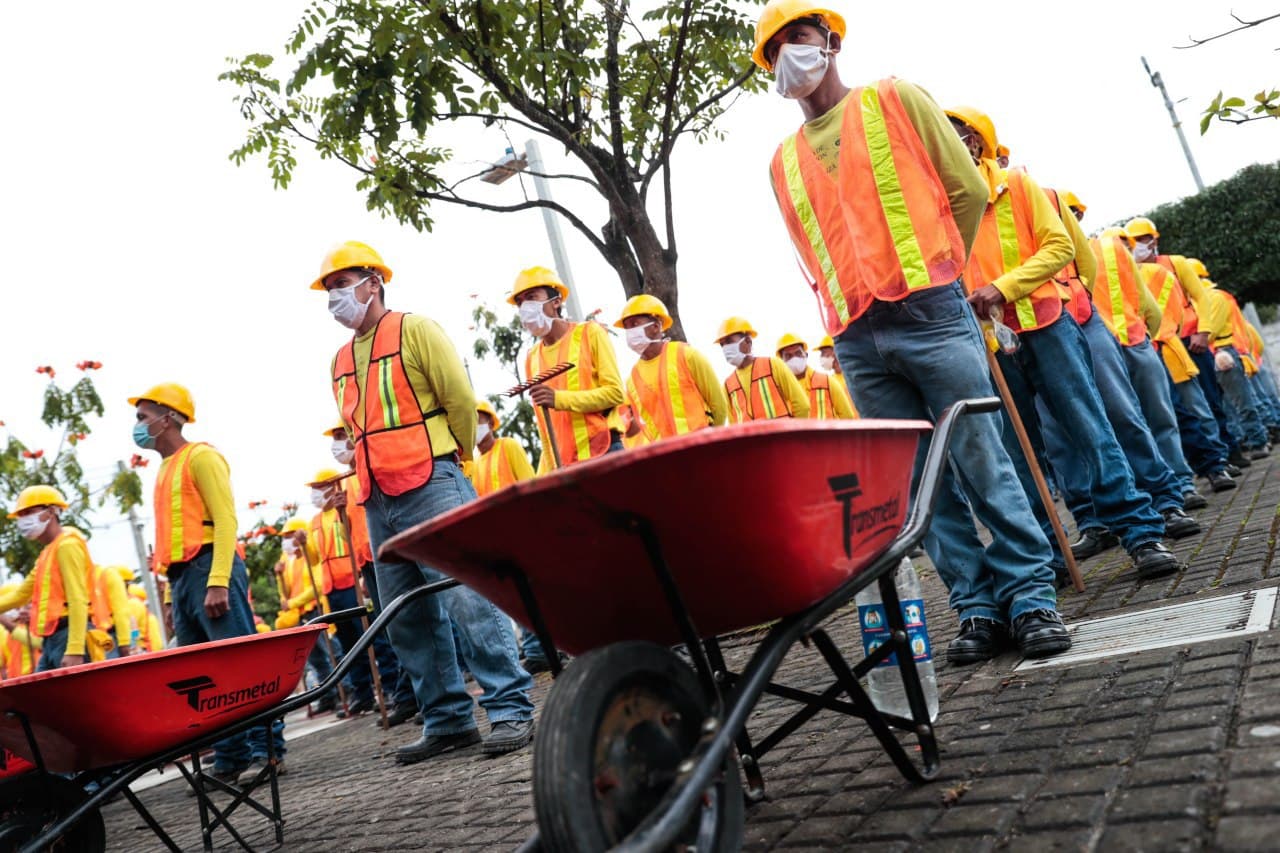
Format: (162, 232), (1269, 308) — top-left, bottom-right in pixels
(1122, 338), (1196, 496)
(303, 610), (346, 703)
(834, 281), (1057, 624)
(1216, 346), (1270, 448)
(995, 313), (1163, 553)
(34, 625), (70, 672)
(521, 628), (546, 664)
(1188, 343), (1239, 455)
(361, 563), (414, 709)
(1256, 360), (1280, 416)
(1038, 313), (1185, 533)
(1171, 374), (1230, 474)
(170, 551), (285, 769)
(326, 585), (375, 704)
(364, 460), (534, 736)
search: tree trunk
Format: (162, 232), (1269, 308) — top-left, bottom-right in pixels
(604, 187), (686, 342)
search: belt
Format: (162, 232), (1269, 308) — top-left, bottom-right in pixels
(49, 617), (68, 633)
(434, 451), (460, 463)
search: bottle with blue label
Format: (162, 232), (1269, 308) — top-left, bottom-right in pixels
(854, 557), (938, 720)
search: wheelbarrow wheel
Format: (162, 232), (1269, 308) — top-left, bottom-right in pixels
(0, 773), (106, 852)
(533, 641), (744, 852)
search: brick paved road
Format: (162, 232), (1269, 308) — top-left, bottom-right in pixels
(101, 458), (1280, 851)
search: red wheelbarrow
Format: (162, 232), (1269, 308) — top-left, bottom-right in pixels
(0, 580), (455, 852)
(383, 397), (1002, 852)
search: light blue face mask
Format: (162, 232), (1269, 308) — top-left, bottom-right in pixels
(133, 419), (158, 449)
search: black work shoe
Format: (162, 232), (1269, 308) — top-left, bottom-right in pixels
(384, 704), (416, 728)
(946, 618), (1007, 665)
(311, 696), (336, 715)
(1011, 609), (1072, 658)
(1224, 463), (1243, 478)
(337, 698), (376, 719)
(237, 758), (286, 788)
(1131, 541), (1181, 579)
(1227, 449), (1252, 469)
(1162, 507), (1201, 539)
(1246, 445), (1271, 461)
(1181, 490), (1208, 510)
(394, 729), (482, 765)
(1070, 528), (1119, 560)
(1206, 470), (1237, 493)
(481, 720), (535, 756)
(522, 657), (551, 675)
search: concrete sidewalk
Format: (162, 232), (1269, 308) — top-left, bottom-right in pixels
(101, 456), (1280, 851)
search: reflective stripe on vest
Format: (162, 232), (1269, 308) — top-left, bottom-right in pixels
(724, 358), (791, 422)
(1091, 237), (1148, 347)
(154, 442), (213, 571)
(1156, 256), (1198, 337)
(964, 168), (1065, 333)
(1043, 189), (1093, 325)
(31, 531), (87, 638)
(626, 342), (712, 440)
(526, 322), (613, 464)
(1143, 264), (1185, 344)
(807, 370), (835, 419)
(474, 439), (518, 497)
(313, 510), (354, 590)
(89, 567), (113, 630)
(770, 77), (967, 334)
(332, 312), (436, 503)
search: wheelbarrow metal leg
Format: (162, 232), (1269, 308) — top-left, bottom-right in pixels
(507, 563), (564, 677)
(703, 638), (765, 801)
(120, 787), (183, 853)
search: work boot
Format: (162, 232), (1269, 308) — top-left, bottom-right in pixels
(237, 758), (286, 788)
(1245, 444), (1271, 461)
(1227, 449), (1252, 469)
(1011, 610), (1072, 658)
(1162, 507), (1201, 539)
(1131, 541), (1181, 579)
(311, 696), (336, 715)
(945, 618), (1007, 665)
(1206, 470), (1237, 493)
(1224, 463), (1243, 477)
(1181, 490), (1208, 510)
(481, 719), (535, 756)
(1070, 528), (1118, 560)
(384, 703), (417, 728)
(336, 697), (376, 719)
(394, 729), (481, 765)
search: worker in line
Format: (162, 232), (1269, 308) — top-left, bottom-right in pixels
(275, 516), (345, 713)
(512, 266), (625, 471)
(317, 241), (534, 762)
(813, 335), (854, 410)
(1198, 267), (1280, 449)
(1241, 322), (1280, 435)
(756, 1), (1068, 663)
(324, 424), (415, 726)
(88, 562), (136, 660)
(776, 333), (856, 419)
(715, 317), (808, 422)
(125, 582), (164, 653)
(948, 105), (1178, 581)
(0, 486), (91, 670)
(129, 383), (286, 785)
(1, 604), (42, 676)
(616, 295), (729, 438)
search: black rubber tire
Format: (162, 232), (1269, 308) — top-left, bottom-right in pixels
(0, 773), (106, 853)
(533, 641), (744, 853)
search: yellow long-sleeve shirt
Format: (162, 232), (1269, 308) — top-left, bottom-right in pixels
(1053, 194), (1097, 292)
(338, 313), (476, 459)
(1167, 255), (1230, 339)
(976, 164), (1075, 305)
(726, 357), (811, 421)
(0, 529), (92, 657)
(280, 552), (327, 613)
(126, 598), (163, 652)
(96, 566), (134, 649)
(802, 368), (858, 419)
(473, 437), (536, 496)
(528, 321), (626, 473)
(799, 80), (989, 255)
(630, 341), (730, 431)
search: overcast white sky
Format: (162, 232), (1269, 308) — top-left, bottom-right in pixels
(2, 2), (1276, 574)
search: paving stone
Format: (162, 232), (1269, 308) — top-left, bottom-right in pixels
(1036, 766), (1124, 797)
(960, 772), (1041, 804)
(927, 801), (1018, 838)
(1150, 705), (1231, 731)
(1002, 828), (1094, 852)
(846, 805), (937, 841)
(1127, 753), (1219, 787)
(1070, 717), (1144, 743)
(1221, 776), (1280, 814)
(1099, 818), (1202, 851)
(1019, 792), (1109, 829)
(1215, 816), (1280, 851)
(1141, 725), (1227, 757)
(1226, 746), (1280, 776)
(1109, 783), (1210, 822)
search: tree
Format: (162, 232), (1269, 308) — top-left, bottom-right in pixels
(0, 364), (143, 574)
(470, 301), (541, 460)
(1178, 11), (1280, 133)
(238, 508), (299, 621)
(1130, 161), (1280, 305)
(221, 0), (767, 341)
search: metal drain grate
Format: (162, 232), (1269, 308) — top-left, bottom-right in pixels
(1015, 587), (1278, 671)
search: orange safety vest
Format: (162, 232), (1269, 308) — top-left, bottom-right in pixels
(770, 77), (967, 334)
(626, 342), (713, 440)
(1144, 263), (1189, 345)
(724, 358), (792, 422)
(1156, 256), (1198, 337)
(87, 566), (131, 639)
(1043, 189), (1093, 325)
(525, 322), (614, 465)
(332, 312), (438, 503)
(30, 530), (89, 638)
(1090, 237), (1149, 347)
(4, 630), (38, 678)
(965, 168), (1067, 333)
(309, 510), (356, 590)
(474, 438), (526, 497)
(1213, 290), (1250, 348)
(806, 370), (837, 420)
(339, 476), (373, 567)
(283, 555), (331, 614)
(153, 442), (217, 572)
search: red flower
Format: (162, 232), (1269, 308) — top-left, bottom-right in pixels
(129, 454), (149, 468)
(35, 366), (56, 379)
(76, 361), (103, 371)
(21, 449), (44, 459)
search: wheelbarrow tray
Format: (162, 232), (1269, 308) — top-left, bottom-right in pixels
(383, 419), (930, 654)
(0, 624), (325, 774)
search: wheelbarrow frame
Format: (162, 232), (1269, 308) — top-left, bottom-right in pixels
(9, 578), (459, 853)
(505, 398), (1001, 852)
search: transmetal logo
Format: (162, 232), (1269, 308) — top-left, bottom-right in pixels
(828, 473), (902, 558)
(168, 674), (283, 715)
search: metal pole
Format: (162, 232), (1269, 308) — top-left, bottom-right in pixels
(524, 138), (585, 322)
(1141, 57), (1205, 192)
(119, 460), (167, 646)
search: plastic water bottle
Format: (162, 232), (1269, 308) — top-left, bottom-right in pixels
(855, 558), (939, 721)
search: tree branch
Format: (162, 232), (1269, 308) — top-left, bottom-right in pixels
(603, 1), (628, 169)
(413, 188), (608, 255)
(1175, 10), (1280, 48)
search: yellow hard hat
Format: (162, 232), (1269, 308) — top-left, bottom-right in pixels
(775, 332), (807, 355)
(127, 382), (196, 422)
(1187, 258), (1209, 278)
(476, 401), (501, 432)
(615, 294), (674, 331)
(127, 584), (147, 601)
(996, 143), (1010, 159)
(507, 266), (569, 306)
(752, 0), (846, 72)
(256, 622), (272, 634)
(114, 565), (136, 583)
(1061, 190), (1086, 215)
(322, 422), (348, 438)
(7, 485), (69, 519)
(814, 334), (836, 350)
(308, 468), (342, 487)
(1099, 226), (1134, 247)
(309, 241), (393, 291)
(283, 517), (309, 534)
(714, 316), (758, 343)
(275, 609), (301, 630)
(1125, 217), (1160, 240)
(944, 106), (998, 161)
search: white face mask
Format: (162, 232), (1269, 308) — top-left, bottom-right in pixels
(722, 341), (749, 368)
(519, 299), (554, 337)
(1133, 242), (1155, 262)
(785, 355), (808, 377)
(625, 323), (658, 355)
(820, 354), (836, 371)
(774, 42), (830, 100)
(328, 277), (373, 330)
(15, 513), (49, 540)
(310, 488), (328, 509)
(330, 439), (354, 465)
(282, 538), (300, 557)
(475, 421), (491, 445)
